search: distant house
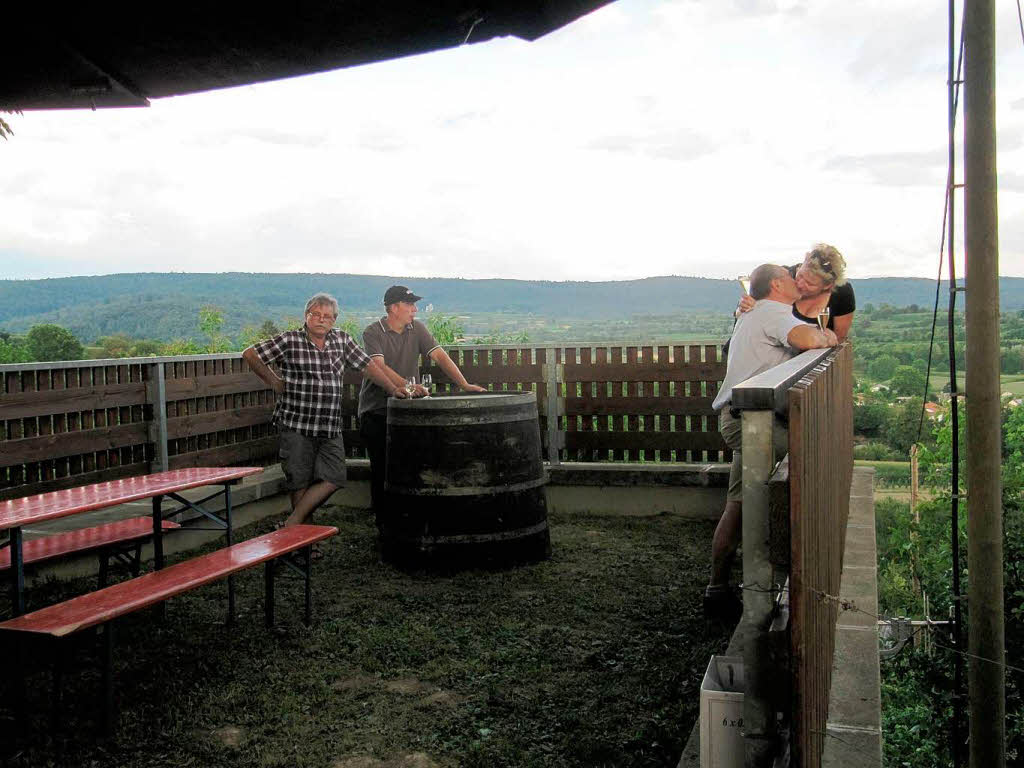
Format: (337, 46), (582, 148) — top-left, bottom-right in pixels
(870, 384), (890, 393)
(924, 402), (943, 416)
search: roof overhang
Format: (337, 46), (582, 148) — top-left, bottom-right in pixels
(3, 1), (613, 111)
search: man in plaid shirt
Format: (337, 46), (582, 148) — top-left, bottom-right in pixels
(243, 292), (406, 527)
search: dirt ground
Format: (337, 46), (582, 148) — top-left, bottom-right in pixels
(1, 505), (731, 768)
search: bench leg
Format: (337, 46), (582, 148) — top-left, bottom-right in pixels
(225, 484), (235, 626)
(98, 551), (110, 589)
(152, 495), (164, 570)
(304, 546), (312, 627)
(132, 542), (142, 578)
(100, 622), (115, 736)
(9, 527), (25, 617)
(152, 496), (168, 621)
(264, 560), (275, 628)
(12, 636), (28, 735)
(50, 637), (68, 733)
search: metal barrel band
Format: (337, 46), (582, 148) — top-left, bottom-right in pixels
(386, 410), (536, 427)
(384, 476), (548, 496)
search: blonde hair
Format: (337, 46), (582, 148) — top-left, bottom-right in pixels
(803, 243), (847, 288)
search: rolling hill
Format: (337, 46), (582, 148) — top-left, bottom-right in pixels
(1, 272), (1020, 343)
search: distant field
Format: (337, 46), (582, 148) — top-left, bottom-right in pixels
(855, 460), (910, 469)
(925, 372), (1024, 397)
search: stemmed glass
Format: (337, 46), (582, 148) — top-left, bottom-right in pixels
(817, 306), (831, 331)
(421, 373), (433, 395)
(405, 375), (417, 396)
(737, 275), (751, 295)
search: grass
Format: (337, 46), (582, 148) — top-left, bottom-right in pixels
(1, 506), (727, 768)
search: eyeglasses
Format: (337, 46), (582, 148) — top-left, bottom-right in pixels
(306, 311), (337, 323)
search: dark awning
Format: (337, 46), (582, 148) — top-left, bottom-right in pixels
(3, 1), (612, 111)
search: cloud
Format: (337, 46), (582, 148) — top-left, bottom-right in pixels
(824, 150), (945, 187)
(1002, 172), (1024, 193)
(733, 0), (809, 17)
(587, 128), (716, 161)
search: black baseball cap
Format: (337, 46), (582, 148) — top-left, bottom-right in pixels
(383, 285), (422, 305)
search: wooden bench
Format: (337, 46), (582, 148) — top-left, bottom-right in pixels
(0, 517), (181, 588)
(0, 524), (338, 732)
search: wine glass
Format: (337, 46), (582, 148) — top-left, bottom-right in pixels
(421, 373), (432, 395)
(737, 275), (751, 295)
(817, 306), (831, 331)
(405, 375), (417, 396)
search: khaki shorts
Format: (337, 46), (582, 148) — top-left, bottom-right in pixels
(719, 408), (789, 502)
(278, 429), (347, 491)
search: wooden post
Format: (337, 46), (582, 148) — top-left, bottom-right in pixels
(910, 444), (921, 600)
(964, 0), (1005, 763)
(544, 354), (562, 466)
(741, 409), (777, 767)
(910, 444), (919, 514)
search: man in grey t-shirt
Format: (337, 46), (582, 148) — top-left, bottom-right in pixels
(357, 285), (486, 529)
(705, 264), (837, 620)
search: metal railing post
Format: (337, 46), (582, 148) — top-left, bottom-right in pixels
(148, 362), (169, 473)
(741, 408), (778, 767)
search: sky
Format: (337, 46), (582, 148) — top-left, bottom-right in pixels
(3, 0), (1024, 283)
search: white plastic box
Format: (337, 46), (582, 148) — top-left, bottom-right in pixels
(699, 655), (745, 768)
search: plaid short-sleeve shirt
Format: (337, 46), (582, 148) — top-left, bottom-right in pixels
(252, 327), (371, 438)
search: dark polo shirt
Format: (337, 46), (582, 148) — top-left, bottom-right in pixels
(357, 318), (441, 416)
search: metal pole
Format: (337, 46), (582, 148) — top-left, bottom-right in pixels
(741, 409), (776, 766)
(150, 362), (169, 473)
(946, 2), (965, 762)
(964, 0), (1006, 765)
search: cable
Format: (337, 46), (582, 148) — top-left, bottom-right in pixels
(918, 20), (965, 444)
(1017, 0), (1024, 46)
(740, 582), (1024, 678)
(811, 728), (883, 766)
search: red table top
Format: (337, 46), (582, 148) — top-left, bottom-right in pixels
(0, 467), (264, 531)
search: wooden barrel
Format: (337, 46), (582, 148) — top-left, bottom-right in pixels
(381, 392), (551, 567)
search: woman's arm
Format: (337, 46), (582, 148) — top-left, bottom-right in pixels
(832, 312), (854, 342)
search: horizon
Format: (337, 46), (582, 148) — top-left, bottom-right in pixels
(0, 270), (1014, 284)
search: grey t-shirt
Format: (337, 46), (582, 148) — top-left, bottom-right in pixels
(712, 300), (806, 411)
(357, 318), (441, 416)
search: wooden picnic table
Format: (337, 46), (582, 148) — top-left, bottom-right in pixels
(0, 467), (263, 616)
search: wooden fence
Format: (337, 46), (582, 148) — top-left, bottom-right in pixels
(1, 342), (729, 500)
(787, 344), (854, 768)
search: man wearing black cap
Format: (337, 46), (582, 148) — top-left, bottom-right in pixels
(357, 285), (486, 526)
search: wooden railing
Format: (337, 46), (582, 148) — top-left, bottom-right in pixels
(1, 342), (729, 500)
(787, 344), (854, 768)
(731, 343), (854, 768)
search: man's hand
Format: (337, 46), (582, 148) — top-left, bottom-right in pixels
(822, 329), (839, 347)
(390, 387), (410, 399)
(412, 384), (430, 397)
(270, 379), (285, 395)
(462, 384), (487, 393)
